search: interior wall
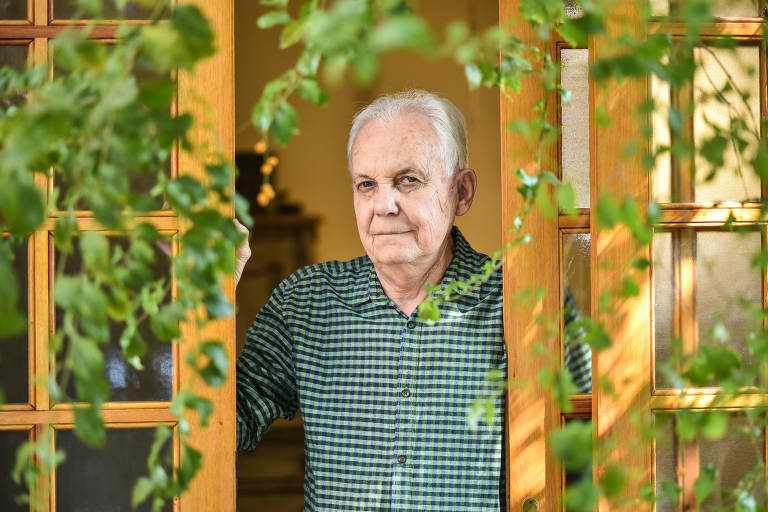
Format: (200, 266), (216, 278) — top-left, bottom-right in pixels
(235, 0), (501, 263)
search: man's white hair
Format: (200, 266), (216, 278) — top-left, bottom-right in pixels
(347, 89), (468, 177)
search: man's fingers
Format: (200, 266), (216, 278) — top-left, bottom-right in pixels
(234, 218), (252, 287)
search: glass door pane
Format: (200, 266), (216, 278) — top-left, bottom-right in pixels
(0, 0), (27, 20)
(0, 429), (29, 512)
(53, 236), (173, 402)
(0, 241), (29, 404)
(562, 232), (592, 393)
(560, 48), (590, 209)
(56, 427), (172, 511)
(53, 0), (169, 20)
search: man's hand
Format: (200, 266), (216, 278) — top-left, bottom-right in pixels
(234, 219), (251, 287)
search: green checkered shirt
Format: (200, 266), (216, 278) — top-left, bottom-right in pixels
(236, 228), (506, 510)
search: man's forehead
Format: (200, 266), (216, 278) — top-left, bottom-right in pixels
(350, 113), (440, 173)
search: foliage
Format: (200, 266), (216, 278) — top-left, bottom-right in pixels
(0, 0), (248, 509)
(2, 0), (768, 509)
(248, 0), (768, 510)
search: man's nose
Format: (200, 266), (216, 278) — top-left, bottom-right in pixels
(373, 186), (399, 216)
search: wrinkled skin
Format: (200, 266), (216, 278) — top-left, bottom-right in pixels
(349, 111), (476, 314)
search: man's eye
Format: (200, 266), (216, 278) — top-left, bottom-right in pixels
(400, 176), (418, 184)
(357, 181), (374, 190)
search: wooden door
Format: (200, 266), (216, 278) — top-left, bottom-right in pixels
(0, 1), (235, 510)
(501, 1), (595, 509)
(502, 1), (768, 510)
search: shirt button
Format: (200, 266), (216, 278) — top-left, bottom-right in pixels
(400, 388), (411, 398)
(406, 320), (416, 329)
(397, 455), (407, 464)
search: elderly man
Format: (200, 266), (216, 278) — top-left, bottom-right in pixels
(237, 90), (504, 511)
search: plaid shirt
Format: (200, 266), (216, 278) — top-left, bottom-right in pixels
(236, 227), (591, 510)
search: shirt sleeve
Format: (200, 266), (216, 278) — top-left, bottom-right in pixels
(236, 280), (300, 451)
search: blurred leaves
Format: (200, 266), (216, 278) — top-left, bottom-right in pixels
(0, 1), (242, 509)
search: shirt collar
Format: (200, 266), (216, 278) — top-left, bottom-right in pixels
(348, 227), (485, 311)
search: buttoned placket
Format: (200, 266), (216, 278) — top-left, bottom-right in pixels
(391, 308), (421, 508)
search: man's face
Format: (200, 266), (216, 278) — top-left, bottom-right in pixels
(350, 112), (457, 268)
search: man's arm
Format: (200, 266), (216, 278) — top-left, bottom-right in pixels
(236, 281), (300, 451)
(234, 219), (300, 451)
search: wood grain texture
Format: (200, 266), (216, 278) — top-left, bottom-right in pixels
(649, 22), (763, 37)
(592, 2), (652, 510)
(0, 25), (117, 38)
(177, 1), (236, 511)
(0, 407), (176, 425)
(500, 2), (561, 509)
(32, 0), (45, 25)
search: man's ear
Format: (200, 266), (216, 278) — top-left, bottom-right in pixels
(454, 168), (477, 217)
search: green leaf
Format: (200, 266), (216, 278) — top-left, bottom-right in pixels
(417, 298), (440, 323)
(465, 62), (482, 90)
(551, 421), (592, 471)
(519, 0), (564, 28)
(141, 5), (215, 71)
(80, 232), (110, 275)
(556, 20), (587, 48)
(594, 105), (611, 127)
(132, 477), (154, 508)
(516, 167), (539, 187)
(203, 288), (233, 319)
(621, 276), (639, 298)
(296, 50), (321, 75)
(0, 243), (25, 338)
(661, 480), (682, 504)
(370, 15), (433, 50)
(599, 464), (627, 499)
(150, 303), (185, 341)
(280, 20), (305, 48)
(257, 10), (291, 29)
(694, 464), (716, 505)
(556, 183), (576, 215)
(206, 162), (235, 194)
(700, 411), (728, 440)
(596, 194), (620, 229)
(194, 397), (213, 426)
(564, 478), (599, 512)
(583, 320), (612, 351)
(53, 212), (77, 253)
(270, 102), (299, 145)
(632, 257), (651, 270)
(251, 100), (273, 133)
(0, 180), (45, 238)
(165, 176), (207, 214)
(298, 77), (329, 106)
(177, 443), (202, 488)
(535, 184), (555, 218)
(138, 79), (176, 111)
(198, 340), (229, 387)
(74, 405), (106, 448)
(260, 0), (288, 6)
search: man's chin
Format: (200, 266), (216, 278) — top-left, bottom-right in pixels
(367, 248), (419, 267)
